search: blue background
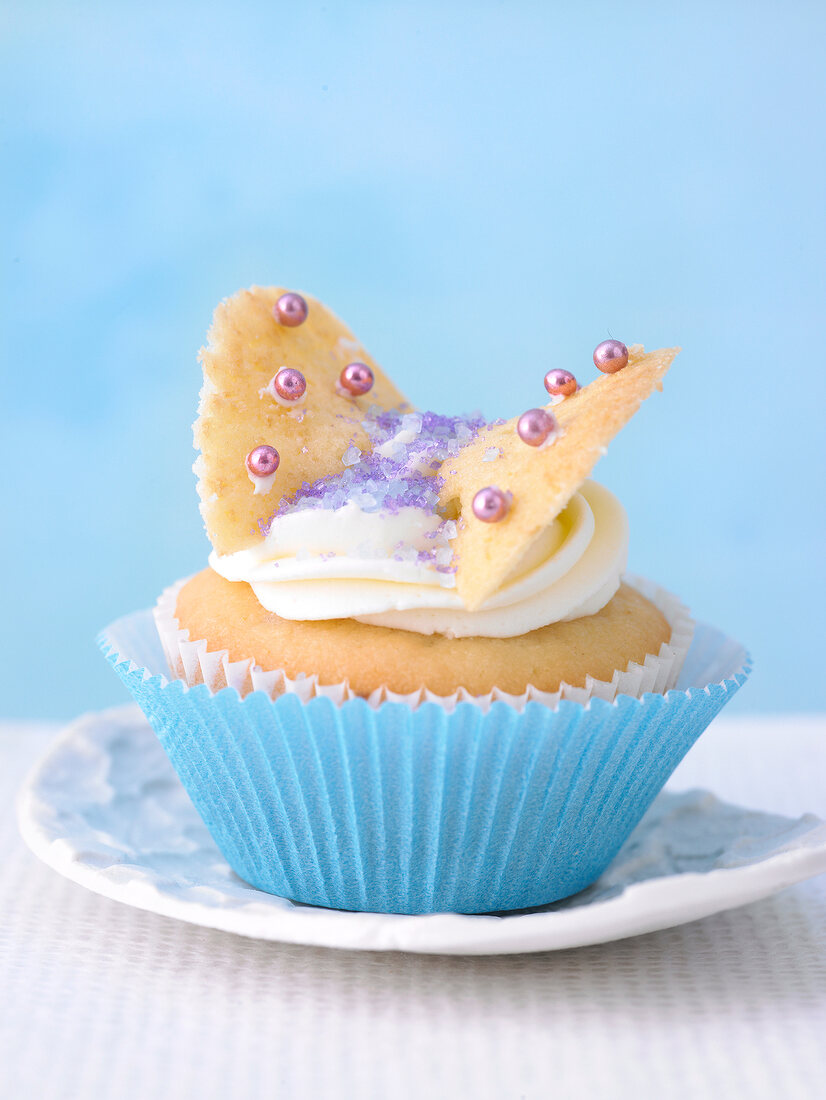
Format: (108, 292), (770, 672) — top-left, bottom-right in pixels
(2, 1), (824, 718)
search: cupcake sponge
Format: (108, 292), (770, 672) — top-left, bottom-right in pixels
(173, 569), (672, 697)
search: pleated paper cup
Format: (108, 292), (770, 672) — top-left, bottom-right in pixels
(98, 581), (749, 915)
(153, 574), (695, 711)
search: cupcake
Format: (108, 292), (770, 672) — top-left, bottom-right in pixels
(99, 286), (749, 915)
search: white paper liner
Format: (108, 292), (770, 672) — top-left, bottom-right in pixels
(153, 573), (694, 715)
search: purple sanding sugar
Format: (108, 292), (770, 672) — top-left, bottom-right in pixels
(259, 407), (486, 535)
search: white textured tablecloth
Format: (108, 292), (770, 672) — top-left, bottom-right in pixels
(1, 713), (824, 1100)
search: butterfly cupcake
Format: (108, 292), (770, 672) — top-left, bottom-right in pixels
(100, 286), (749, 914)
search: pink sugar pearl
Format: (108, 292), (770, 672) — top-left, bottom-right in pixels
(544, 368), (578, 397)
(593, 339), (628, 373)
(274, 293), (308, 327)
(272, 367), (306, 401)
(517, 407), (557, 447)
(339, 362), (374, 396)
(472, 486), (510, 523)
(246, 445), (280, 477)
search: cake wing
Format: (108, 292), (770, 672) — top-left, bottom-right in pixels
(195, 286), (408, 555)
(439, 345), (679, 610)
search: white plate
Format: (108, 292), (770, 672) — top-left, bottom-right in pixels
(17, 704), (826, 956)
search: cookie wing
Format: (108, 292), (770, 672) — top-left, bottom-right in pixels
(439, 345), (679, 610)
(195, 286), (408, 555)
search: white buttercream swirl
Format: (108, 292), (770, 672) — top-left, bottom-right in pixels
(209, 479), (628, 639)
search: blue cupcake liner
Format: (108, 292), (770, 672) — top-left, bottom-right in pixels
(98, 606), (749, 915)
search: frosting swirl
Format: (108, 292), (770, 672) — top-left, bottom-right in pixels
(209, 476), (627, 639)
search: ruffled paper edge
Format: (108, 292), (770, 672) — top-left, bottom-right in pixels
(152, 573), (695, 714)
